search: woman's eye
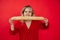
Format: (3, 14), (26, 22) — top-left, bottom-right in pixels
(29, 11), (32, 13)
(24, 11), (32, 13)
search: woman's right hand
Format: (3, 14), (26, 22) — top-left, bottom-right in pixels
(9, 18), (13, 25)
(9, 18), (14, 31)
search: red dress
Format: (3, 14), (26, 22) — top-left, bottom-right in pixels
(10, 20), (48, 40)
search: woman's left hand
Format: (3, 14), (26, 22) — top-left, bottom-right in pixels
(44, 18), (48, 26)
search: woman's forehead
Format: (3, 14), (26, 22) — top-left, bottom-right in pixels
(25, 7), (32, 11)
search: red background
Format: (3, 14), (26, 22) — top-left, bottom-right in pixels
(0, 0), (60, 40)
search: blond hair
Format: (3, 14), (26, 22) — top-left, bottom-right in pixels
(21, 5), (34, 16)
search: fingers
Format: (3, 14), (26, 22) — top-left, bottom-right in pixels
(44, 18), (48, 23)
(44, 18), (48, 26)
(9, 18), (13, 24)
(11, 24), (14, 31)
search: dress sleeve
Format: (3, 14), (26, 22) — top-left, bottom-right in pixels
(39, 20), (49, 29)
(9, 20), (20, 35)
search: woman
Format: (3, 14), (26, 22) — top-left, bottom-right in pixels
(9, 5), (49, 40)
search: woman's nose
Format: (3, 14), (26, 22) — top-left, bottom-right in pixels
(26, 14), (30, 16)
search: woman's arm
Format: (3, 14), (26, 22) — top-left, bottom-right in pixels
(9, 16), (45, 20)
(9, 18), (14, 31)
(9, 19), (19, 35)
(40, 17), (49, 29)
(9, 19), (16, 35)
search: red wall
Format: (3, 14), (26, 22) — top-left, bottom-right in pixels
(0, 0), (60, 40)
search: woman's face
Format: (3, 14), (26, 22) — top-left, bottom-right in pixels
(23, 7), (33, 16)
